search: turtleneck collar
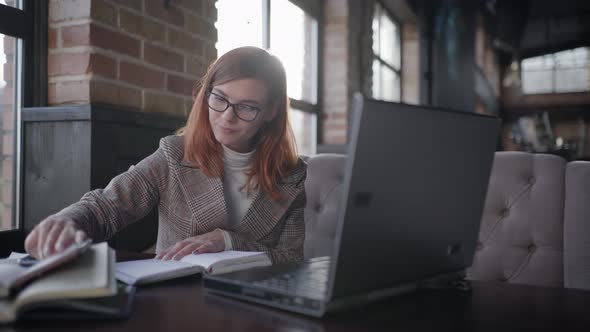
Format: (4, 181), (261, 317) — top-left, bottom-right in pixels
(222, 145), (255, 169)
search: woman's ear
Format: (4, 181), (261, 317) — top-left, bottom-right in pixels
(265, 103), (279, 122)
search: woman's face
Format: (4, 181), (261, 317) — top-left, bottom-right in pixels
(208, 78), (276, 153)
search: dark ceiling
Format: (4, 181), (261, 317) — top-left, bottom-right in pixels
(491, 0), (590, 59)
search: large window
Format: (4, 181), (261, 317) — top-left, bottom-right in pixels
(372, 2), (401, 102)
(216, 0), (319, 155)
(521, 47), (590, 94)
(0, 1), (22, 236)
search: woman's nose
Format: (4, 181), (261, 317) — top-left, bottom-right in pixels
(221, 105), (239, 122)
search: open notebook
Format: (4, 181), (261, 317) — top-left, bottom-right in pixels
(116, 250), (271, 285)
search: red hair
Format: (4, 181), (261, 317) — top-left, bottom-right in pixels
(179, 47), (299, 201)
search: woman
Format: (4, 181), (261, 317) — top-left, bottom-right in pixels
(24, 46), (307, 265)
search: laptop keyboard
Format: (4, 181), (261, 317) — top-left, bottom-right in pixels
(251, 256), (330, 299)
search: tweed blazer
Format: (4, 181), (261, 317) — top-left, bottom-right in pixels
(54, 135), (308, 264)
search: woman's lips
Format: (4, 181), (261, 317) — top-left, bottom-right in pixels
(219, 126), (236, 133)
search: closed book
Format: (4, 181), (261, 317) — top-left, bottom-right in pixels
(116, 250), (271, 285)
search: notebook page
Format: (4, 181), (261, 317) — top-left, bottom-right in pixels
(179, 251), (266, 270)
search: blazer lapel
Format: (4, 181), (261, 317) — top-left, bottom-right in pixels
(177, 161), (228, 234)
(236, 180), (300, 240)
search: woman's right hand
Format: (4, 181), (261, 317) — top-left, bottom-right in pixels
(24, 216), (88, 260)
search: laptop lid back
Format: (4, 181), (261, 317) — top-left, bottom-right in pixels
(327, 96), (500, 300)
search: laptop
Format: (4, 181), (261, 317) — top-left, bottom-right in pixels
(203, 94), (501, 317)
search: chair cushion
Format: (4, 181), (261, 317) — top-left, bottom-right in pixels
(564, 161), (590, 290)
(303, 154), (346, 259)
(467, 152), (566, 287)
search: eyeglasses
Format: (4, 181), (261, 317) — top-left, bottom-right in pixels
(206, 91), (262, 122)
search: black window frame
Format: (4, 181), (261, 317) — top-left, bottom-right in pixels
(0, 0), (47, 255)
(372, 0), (403, 102)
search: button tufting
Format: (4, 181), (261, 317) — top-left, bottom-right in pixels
(475, 241), (483, 251)
(500, 208), (510, 218)
(528, 176), (536, 185)
(314, 204), (322, 213)
(528, 244), (537, 253)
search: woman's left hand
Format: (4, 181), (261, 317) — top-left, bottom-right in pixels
(156, 229), (226, 260)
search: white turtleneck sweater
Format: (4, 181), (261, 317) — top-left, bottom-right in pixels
(220, 145), (258, 250)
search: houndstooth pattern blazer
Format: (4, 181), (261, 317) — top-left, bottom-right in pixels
(54, 135), (308, 264)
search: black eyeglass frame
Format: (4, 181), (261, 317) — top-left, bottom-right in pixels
(205, 90), (262, 122)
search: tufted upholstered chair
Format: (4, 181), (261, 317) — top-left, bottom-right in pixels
(303, 152), (590, 290)
(465, 152), (566, 287)
(302, 154), (347, 259)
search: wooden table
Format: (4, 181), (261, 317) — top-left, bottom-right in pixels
(7, 253), (590, 331)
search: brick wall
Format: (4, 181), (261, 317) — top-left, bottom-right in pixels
(322, 0), (421, 144)
(402, 22), (419, 104)
(323, 0), (349, 144)
(48, 0), (217, 118)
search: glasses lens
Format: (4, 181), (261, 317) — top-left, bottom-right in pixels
(235, 106), (259, 121)
(208, 93), (228, 112)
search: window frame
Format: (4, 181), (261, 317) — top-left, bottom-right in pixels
(0, 0), (47, 254)
(372, 1), (403, 102)
(520, 47), (590, 95)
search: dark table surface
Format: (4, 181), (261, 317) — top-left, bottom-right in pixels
(5, 252), (590, 332)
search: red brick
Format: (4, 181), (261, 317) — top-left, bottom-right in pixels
(1, 208), (12, 230)
(2, 159), (13, 181)
(48, 53), (90, 76)
(145, 0), (184, 27)
(168, 28), (203, 55)
(2, 180), (13, 204)
(3, 36), (15, 54)
(49, 0), (92, 22)
(144, 43), (184, 72)
(119, 61), (165, 89)
(89, 53), (117, 79)
(62, 24), (91, 47)
(2, 134), (13, 155)
(3, 62), (14, 81)
(91, 0), (117, 26)
(186, 56), (206, 77)
(119, 9), (166, 43)
(90, 80), (142, 110)
(203, 0), (217, 22)
(2, 86), (14, 105)
(111, 0), (142, 11)
(167, 74), (195, 96)
(2, 111), (14, 131)
(49, 28), (58, 48)
(175, 0), (202, 14)
(90, 24), (140, 58)
(203, 42), (216, 62)
(48, 80), (90, 105)
(144, 91), (185, 117)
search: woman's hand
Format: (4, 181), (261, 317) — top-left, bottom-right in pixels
(156, 229), (226, 261)
(24, 216), (88, 260)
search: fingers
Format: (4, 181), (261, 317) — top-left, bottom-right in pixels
(25, 217), (87, 260)
(172, 242), (201, 261)
(156, 238), (201, 260)
(193, 241), (215, 254)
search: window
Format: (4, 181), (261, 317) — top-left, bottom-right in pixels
(1, 0), (45, 251)
(521, 47), (590, 94)
(0, 1), (22, 235)
(372, 2), (401, 102)
(215, 0), (319, 155)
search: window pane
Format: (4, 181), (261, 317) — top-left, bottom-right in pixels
(372, 59), (381, 98)
(0, 0), (20, 9)
(555, 67), (589, 93)
(0, 34), (17, 231)
(379, 10), (399, 69)
(289, 108), (316, 156)
(381, 65), (400, 102)
(216, 0), (264, 56)
(270, 0), (318, 103)
(522, 69), (553, 94)
(372, 4), (380, 55)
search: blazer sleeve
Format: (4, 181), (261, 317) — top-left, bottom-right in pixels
(52, 146), (169, 242)
(226, 185), (307, 265)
